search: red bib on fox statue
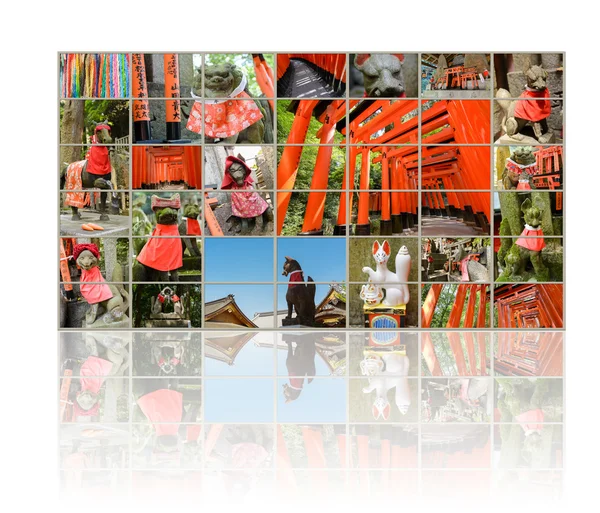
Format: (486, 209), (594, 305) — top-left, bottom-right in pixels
(516, 225), (546, 251)
(186, 75), (263, 139)
(136, 223), (183, 271)
(73, 243), (114, 304)
(184, 217), (201, 235)
(74, 356), (113, 417)
(221, 155), (269, 218)
(137, 389), (183, 437)
(514, 88), (551, 122)
(85, 126), (112, 175)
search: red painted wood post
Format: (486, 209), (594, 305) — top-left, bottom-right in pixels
(476, 284), (488, 327)
(422, 332), (443, 375)
(422, 284), (443, 327)
(356, 147), (371, 234)
(463, 284), (478, 327)
(447, 284), (469, 328)
(277, 100), (319, 234)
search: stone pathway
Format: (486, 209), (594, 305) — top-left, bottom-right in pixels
(421, 216), (482, 236)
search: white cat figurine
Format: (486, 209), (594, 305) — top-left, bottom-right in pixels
(362, 240), (411, 306)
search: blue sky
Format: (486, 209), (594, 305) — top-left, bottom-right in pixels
(205, 284), (274, 319)
(204, 238), (274, 282)
(276, 346), (333, 376)
(205, 342), (275, 376)
(204, 379), (274, 422)
(276, 378), (346, 422)
(277, 238), (346, 282)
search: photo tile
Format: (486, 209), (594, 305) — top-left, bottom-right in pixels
(60, 375), (130, 423)
(277, 377), (347, 423)
(493, 331), (563, 377)
(60, 54), (131, 99)
(278, 190), (344, 236)
(494, 237), (563, 283)
(421, 191), (491, 236)
(59, 331), (131, 376)
(204, 379), (275, 423)
(132, 331), (202, 377)
(205, 145), (274, 190)
(277, 99), (347, 144)
(130, 53), (200, 99)
(421, 332), (491, 377)
(351, 146), (418, 191)
(278, 424), (348, 468)
(349, 377), (418, 423)
(421, 425), (491, 468)
(493, 54), (563, 99)
(421, 377), (492, 422)
(60, 99), (130, 143)
(348, 331), (418, 377)
(59, 283), (131, 329)
(348, 425), (418, 469)
(349, 99), (420, 145)
(350, 190), (419, 236)
(493, 283), (563, 329)
(133, 99), (201, 144)
(132, 283), (202, 328)
(204, 331), (275, 377)
(204, 284), (275, 329)
(277, 145), (347, 190)
(493, 145), (563, 191)
(204, 54), (275, 99)
(421, 53), (492, 99)
(276, 283), (347, 329)
(349, 53), (419, 99)
(421, 145), (491, 190)
(59, 424), (130, 468)
(132, 145), (202, 190)
(493, 99), (563, 145)
(60, 237), (129, 283)
(494, 378), (564, 422)
(422, 237), (492, 283)
(276, 332), (347, 377)
(277, 54), (347, 98)
(204, 189), (274, 236)
(421, 283), (491, 329)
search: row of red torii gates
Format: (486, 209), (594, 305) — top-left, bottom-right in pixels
(277, 99), (491, 235)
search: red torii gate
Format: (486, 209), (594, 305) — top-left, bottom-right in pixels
(422, 332), (488, 376)
(132, 146), (202, 189)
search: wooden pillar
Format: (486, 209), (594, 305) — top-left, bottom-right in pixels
(447, 284), (469, 328)
(463, 284), (478, 327)
(422, 332), (442, 375)
(380, 147), (392, 234)
(164, 54), (181, 141)
(476, 284), (488, 327)
(422, 284), (443, 328)
(355, 147), (371, 234)
(277, 100), (318, 235)
(131, 53), (151, 141)
(301, 102), (338, 234)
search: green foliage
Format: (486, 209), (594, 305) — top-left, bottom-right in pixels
(277, 100), (344, 144)
(205, 54), (275, 97)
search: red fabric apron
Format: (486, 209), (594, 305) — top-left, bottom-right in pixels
(80, 266), (113, 304)
(137, 389), (183, 436)
(230, 186), (269, 218)
(64, 160), (88, 208)
(136, 224), (183, 271)
(514, 88), (551, 122)
(516, 226), (546, 251)
(85, 145), (111, 175)
(186, 91), (263, 138)
(460, 254), (478, 281)
(74, 356), (113, 417)
(516, 408), (544, 434)
(185, 217), (201, 236)
(517, 179), (532, 190)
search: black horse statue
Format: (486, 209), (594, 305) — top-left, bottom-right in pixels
(62, 121), (115, 221)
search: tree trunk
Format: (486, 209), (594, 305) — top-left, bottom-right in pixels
(60, 100), (85, 165)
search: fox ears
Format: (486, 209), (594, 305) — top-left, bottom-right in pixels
(372, 240), (391, 255)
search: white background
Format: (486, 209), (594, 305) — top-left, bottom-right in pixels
(0, 1), (595, 511)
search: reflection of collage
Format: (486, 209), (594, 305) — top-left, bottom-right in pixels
(59, 52), (564, 330)
(59, 330), (563, 498)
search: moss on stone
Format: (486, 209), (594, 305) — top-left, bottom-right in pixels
(498, 191), (523, 236)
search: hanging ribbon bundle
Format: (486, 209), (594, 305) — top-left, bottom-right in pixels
(61, 53), (130, 98)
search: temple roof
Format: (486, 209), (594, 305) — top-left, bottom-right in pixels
(204, 295), (258, 328)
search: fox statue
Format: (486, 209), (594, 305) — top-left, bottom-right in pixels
(361, 352), (411, 420)
(362, 240), (411, 306)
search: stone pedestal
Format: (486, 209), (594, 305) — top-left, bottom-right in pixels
(146, 319), (192, 328)
(363, 303), (406, 328)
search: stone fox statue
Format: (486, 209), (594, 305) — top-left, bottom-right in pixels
(282, 257), (316, 327)
(353, 54), (407, 98)
(496, 62), (552, 143)
(450, 245), (489, 282)
(73, 243), (129, 327)
(134, 194), (183, 282)
(362, 240), (411, 306)
(282, 339), (316, 403)
(178, 202), (202, 257)
(62, 121), (115, 221)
